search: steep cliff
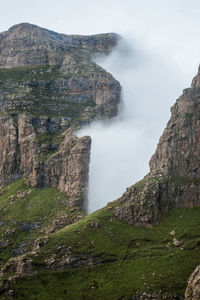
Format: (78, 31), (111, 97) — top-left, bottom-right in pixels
(0, 23), (199, 300)
(0, 23), (119, 68)
(113, 70), (200, 226)
(0, 23), (121, 207)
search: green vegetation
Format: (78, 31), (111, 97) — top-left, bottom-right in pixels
(36, 132), (63, 145)
(0, 63), (99, 125)
(35, 132), (64, 161)
(0, 65), (61, 82)
(1, 174), (199, 299)
(0, 179), (83, 264)
(0, 179), (68, 222)
(170, 176), (200, 186)
(2, 203), (200, 299)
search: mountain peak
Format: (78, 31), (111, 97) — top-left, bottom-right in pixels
(191, 65), (200, 87)
(0, 23), (120, 68)
(9, 22), (41, 31)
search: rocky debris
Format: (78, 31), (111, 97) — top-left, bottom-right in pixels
(45, 215), (83, 235)
(0, 240), (9, 248)
(44, 253), (96, 271)
(11, 241), (32, 257)
(32, 237), (49, 252)
(16, 190), (32, 198)
(0, 248), (96, 277)
(0, 255), (33, 277)
(185, 265), (200, 299)
(8, 190), (32, 204)
(131, 292), (184, 299)
(113, 67), (200, 226)
(4, 228), (15, 235)
(172, 239), (183, 247)
(89, 222), (100, 228)
(170, 231), (176, 236)
(20, 222), (39, 232)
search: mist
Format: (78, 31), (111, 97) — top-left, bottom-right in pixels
(78, 35), (197, 213)
(1, 0), (200, 213)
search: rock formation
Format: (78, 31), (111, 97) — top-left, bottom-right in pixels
(0, 23), (119, 68)
(185, 266), (200, 300)
(113, 68), (200, 226)
(0, 24), (199, 299)
(0, 23), (121, 207)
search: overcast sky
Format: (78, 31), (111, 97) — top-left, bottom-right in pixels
(2, 1), (200, 212)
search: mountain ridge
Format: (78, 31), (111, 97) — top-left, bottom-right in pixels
(0, 22), (120, 69)
(0, 23), (121, 209)
(0, 23), (199, 299)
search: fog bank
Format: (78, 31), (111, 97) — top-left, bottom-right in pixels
(78, 36), (194, 213)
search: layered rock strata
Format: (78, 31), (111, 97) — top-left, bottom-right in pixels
(0, 115), (91, 206)
(0, 23), (119, 68)
(114, 70), (200, 226)
(0, 23), (121, 206)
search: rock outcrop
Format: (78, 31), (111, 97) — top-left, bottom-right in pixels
(114, 68), (200, 226)
(185, 266), (200, 300)
(0, 23), (121, 207)
(0, 114), (91, 206)
(0, 23), (119, 68)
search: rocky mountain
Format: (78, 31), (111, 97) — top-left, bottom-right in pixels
(0, 23), (199, 300)
(0, 23), (119, 68)
(113, 72), (200, 226)
(0, 23), (121, 208)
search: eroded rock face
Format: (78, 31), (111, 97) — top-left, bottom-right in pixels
(0, 23), (119, 68)
(0, 255), (33, 277)
(0, 23), (121, 207)
(150, 87), (200, 179)
(114, 69), (200, 226)
(185, 266), (200, 300)
(29, 129), (91, 207)
(0, 115), (91, 206)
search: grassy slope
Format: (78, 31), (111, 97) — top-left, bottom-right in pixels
(3, 204), (200, 299)
(0, 179), (83, 265)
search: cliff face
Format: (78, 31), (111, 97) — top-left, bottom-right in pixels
(150, 87), (200, 179)
(0, 25), (199, 299)
(0, 23), (119, 68)
(0, 115), (91, 206)
(113, 69), (200, 226)
(0, 23), (121, 207)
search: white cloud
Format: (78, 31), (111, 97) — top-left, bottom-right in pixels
(1, 0), (200, 212)
(78, 35), (192, 212)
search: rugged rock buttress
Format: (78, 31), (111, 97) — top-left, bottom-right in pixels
(0, 23), (121, 207)
(113, 68), (200, 226)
